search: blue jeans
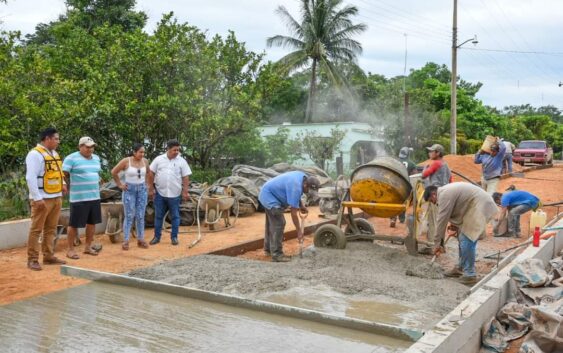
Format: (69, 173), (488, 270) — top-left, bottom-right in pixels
(458, 233), (477, 277)
(508, 204), (532, 236)
(123, 183), (148, 241)
(153, 192), (181, 240)
(505, 154), (513, 173)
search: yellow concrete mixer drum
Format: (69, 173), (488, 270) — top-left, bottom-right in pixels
(349, 157), (412, 218)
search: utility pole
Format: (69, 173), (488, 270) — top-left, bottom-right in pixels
(450, 0), (458, 155)
(403, 33), (410, 147)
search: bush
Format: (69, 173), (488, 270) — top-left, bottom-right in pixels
(0, 170), (29, 221)
(190, 168), (231, 185)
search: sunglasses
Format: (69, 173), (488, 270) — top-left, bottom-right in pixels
(137, 168), (141, 179)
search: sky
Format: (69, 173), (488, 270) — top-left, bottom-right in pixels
(1, 0), (562, 111)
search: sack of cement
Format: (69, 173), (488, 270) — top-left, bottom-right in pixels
(481, 135), (498, 154)
(510, 259), (549, 288)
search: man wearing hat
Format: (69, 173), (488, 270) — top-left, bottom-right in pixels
(62, 136), (102, 259)
(419, 144), (452, 254)
(259, 172), (320, 262)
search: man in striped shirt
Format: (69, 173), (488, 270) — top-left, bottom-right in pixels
(62, 136), (102, 259)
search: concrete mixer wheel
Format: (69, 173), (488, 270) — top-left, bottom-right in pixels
(314, 224), (346, 249)
(345, 218), (375, 235)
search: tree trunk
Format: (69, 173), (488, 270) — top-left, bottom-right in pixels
(305, 58), (317, 123)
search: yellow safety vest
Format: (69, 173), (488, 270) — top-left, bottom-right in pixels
(34, 145), (64, 194)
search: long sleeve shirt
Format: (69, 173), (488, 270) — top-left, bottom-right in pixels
(474, 142), (506, 180)
(25, 145), (63, 201)
(434, 182), (498, 244)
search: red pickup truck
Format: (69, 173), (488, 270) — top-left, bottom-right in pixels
(512, 140), (553, 166)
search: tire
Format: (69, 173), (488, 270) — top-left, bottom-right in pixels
(344, 218), (375, 235)
(314, 224), (346, 249)
(207, 209), (217, 231)
(107, 217), (122, 243)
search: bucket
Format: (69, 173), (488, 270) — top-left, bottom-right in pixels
(529, 209), (547, 230)
(481, 135), (497, 153)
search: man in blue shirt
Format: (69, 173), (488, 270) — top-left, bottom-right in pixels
(474, 140), (506, 195)
(259, 172), (320, 262)
(493, 190), (541, 238)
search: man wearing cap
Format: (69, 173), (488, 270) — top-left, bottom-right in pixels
(62, 136), (102, 259)
(419, 144), (452, 254)
(390, 147), (416, 227)
(474, 139), (506, 194)
(424, 183), (498, 285)
(259, 172), (320, 262)
(25, 127), (68, 270)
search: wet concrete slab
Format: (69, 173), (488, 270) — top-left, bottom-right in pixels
(0, 282), (411, 353)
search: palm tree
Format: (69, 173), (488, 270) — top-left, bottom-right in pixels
(267, 0), (366, 122)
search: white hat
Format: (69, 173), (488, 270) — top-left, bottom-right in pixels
(79, 136), (96, 147)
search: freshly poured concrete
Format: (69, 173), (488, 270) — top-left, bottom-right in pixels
(0, 282), (410, 353)
(129, 242), (470, 331)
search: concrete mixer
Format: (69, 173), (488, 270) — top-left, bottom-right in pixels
(313, 156), (424, 255)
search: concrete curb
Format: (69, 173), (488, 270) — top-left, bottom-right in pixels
(60, 265), (424, 343)
(405, 217), (563, 353)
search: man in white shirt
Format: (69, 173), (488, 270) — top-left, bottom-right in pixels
(25, 128), (67, 270)
(147, 139), (191, 245)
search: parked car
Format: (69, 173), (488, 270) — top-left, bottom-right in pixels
(512, 140), (553, 166)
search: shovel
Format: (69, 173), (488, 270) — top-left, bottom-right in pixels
(298, 212), (308, 258)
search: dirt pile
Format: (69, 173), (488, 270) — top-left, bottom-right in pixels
(419, 154), (524, 182)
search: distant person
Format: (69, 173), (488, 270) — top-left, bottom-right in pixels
(111, 143), (150, 250)
(425, 183), (498, 285)
(474, 140), (506, 194)
(24, 127), (67, 270)
(390, 147), (416, 227)
(62, 137), (102, 259)
(147, 139), (191, 246)
(501, 139), (516, 173)
(493, 190), (541, 238)
(259, 172), (320, 262)
(418, 144), (452, 254)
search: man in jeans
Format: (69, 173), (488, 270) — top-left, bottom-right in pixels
(493, 190), (541, 238)
(259, 172), (320, 262)
(25, 128), (67, 270)
(148, 139), (191, 246)
(474, 140), (506, 194)
(425, 183), (498, 285)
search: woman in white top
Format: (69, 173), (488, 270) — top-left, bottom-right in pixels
(111, 143), (150, 250)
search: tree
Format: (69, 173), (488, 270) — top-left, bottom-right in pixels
(266, 0), (366, 122)
(300, 127), (345, 170)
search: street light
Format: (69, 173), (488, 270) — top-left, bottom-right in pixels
(450, 0), (478, 155)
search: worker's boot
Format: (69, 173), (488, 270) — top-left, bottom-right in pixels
(444, 267), (463, 278)
(418, 246), (433, 255)
(458, 276), (478, 286)
(272, 255), (291, 263)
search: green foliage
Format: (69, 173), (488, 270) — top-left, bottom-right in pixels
(0, 170), (29, 221)
(190, 168), (230, 185)
(299, 127), (346, 170)
(267, 0), (366, 122)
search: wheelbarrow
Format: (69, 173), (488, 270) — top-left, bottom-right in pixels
(199, 189), (236, 231)
(313, 156), (424, 255)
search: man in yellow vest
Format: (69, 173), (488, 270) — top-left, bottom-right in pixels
(25, 127), (67, 270)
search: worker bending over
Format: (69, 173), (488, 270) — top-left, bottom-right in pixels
(424, 182), (498, 285)
(493, 190), (541, 238)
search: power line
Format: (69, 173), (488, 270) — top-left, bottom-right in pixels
(460, 47), (563, 56)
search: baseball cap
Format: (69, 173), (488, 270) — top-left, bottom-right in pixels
(399, 147), (409, 159)
(306, 176), (321, 195)
(426, 144), (445, 154)
(79, 136), (96, 147)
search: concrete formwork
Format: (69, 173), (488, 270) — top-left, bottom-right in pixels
(405, 216), (563, 353)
